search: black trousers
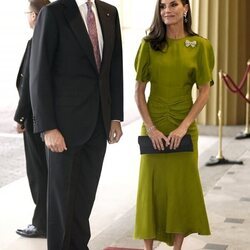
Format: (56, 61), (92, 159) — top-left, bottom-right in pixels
(23, 130), (47, 232)
(46, 117), (107, 250)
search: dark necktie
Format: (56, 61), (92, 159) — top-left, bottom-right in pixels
(86, 0), (101, 71)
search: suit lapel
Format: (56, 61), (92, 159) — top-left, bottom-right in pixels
(62, 0), (97, 72)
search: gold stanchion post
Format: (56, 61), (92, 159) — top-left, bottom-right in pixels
(206, 70), (243, 166)
(217, 70), (224, 159)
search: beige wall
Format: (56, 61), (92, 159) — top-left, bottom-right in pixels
(191, 0), (250, 125)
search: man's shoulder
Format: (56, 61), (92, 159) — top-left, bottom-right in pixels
(97, 0), (117, 12)
(38, 0), (64, 17)
(44, 0), (63, 11)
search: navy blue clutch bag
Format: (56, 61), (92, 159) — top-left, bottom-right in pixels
(138, 134), (193, 154)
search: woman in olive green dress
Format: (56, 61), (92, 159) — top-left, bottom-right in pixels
(134, 0), (214, 249)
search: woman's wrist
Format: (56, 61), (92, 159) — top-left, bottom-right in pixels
(178, 123), (189, 135)
(146, 125), (156, 134)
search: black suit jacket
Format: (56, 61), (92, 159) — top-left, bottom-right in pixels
(30, 0), (123, 146)
(14, 39), (33, 132)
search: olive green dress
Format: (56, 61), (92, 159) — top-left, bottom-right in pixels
(134, 36), (214, 246)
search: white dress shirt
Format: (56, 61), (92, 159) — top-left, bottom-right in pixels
(75, 0), (104, 59)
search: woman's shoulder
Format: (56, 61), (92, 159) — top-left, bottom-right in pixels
(136, 38), (151, 53)
(140, 38), (151, 47)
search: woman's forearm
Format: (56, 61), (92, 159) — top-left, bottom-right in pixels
(135, 82), (155, 131)
(179, 84), (210, 131)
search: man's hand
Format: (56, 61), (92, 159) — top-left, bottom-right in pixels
(44, 129), (67, 153)
(109, 121), (123, 144)
(16, 123), (25, 133)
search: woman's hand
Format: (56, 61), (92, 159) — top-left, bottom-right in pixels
(148, 127), (169, 151)
(168, 127), (187, 150)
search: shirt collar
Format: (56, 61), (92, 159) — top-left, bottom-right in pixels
(75, 0), (95, 7)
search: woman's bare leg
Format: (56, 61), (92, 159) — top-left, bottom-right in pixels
(173, 233), (184, 250)
(144, 239), (153, 250)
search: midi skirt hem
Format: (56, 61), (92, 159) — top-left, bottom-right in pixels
(134, 230), (211, 246)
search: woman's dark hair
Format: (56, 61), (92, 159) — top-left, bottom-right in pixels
(28, 0), (50, 14)
(145, 0), (197, 51)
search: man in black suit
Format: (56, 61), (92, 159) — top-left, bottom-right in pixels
(29, 0), (123, 249)
(14, 39), (47, 238)
(14, 0), (51, 238)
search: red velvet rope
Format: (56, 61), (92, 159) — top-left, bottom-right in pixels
(222, 64), (250, 104)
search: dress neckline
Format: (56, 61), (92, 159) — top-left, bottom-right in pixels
(167, 36), (191, 42)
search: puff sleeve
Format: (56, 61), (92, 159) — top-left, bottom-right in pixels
(134, 39), (150, 83)
(196, 39), (215, 87)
